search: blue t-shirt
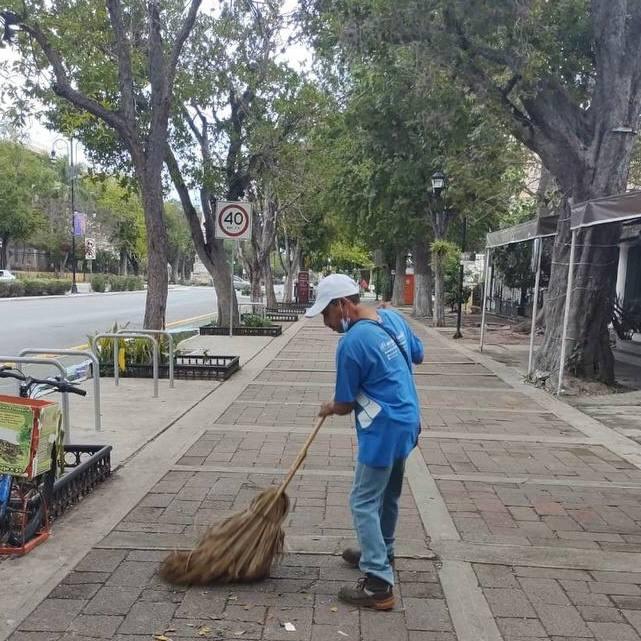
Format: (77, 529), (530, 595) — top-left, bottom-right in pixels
(334, 309), (424, 468)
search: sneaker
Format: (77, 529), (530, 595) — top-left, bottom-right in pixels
(341, 547), (394, 569)
(338, 574), (395, 610)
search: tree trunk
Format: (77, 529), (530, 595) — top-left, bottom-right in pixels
(391, 250), (406, 306)
(432, 250), (446, 327)
(0, 236), (8, 270)
(139, 170), (169, 330)
(282, 239), (301, 303)
(535, 199), (619, 384)
(250, 273), (262, 301)
(413, 239), (432, 318)
(169, 261), (178, 284)
(164, 148), (240, 328)
(263, 257), (277, 307)
(119, 250), (128, 276)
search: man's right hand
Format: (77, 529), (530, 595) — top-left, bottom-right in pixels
(318, 401), (335, 417)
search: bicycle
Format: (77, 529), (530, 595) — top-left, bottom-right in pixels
(0, 366), (86, 552)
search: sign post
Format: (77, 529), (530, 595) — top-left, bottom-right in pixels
(214, 201), (252, 337)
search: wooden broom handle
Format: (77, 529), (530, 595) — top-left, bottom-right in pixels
(274, 415), (327, 500)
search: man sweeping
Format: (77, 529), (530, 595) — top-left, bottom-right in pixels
(305, 274), (424, 611)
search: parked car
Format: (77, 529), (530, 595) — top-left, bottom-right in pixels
(233, 275), (251, 290)
(0, 269), (16, 281)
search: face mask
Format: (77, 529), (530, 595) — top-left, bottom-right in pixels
(339, 302), (351, 333)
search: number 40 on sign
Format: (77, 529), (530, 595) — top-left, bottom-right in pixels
(215, 202), (252, 240)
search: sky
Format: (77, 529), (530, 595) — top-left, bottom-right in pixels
(0, 0), (311, 166)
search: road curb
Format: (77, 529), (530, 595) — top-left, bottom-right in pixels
(0, 285), (193, 303)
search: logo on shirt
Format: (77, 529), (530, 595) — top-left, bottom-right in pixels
(355, 392), (382, 429)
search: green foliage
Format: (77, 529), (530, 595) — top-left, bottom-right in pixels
(327, 241), (373, 271)
(90, 274), (143, 293)
(241, 314), (274, 328)
(431, 240), (459, 259)
(89, 323), (197, 367)
(0, 140), (57, 264)
(0, 278), (70, 297)
(90, 274), (107, 293)
(83, 175), (147, 265)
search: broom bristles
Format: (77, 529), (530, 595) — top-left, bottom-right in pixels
(159, 486), (290, 585)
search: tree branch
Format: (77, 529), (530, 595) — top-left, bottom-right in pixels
(168, 0), (203, 88)
(164, 144), (213, 269)
(18, 21), (130, 141)
(105, 0), (136, 125)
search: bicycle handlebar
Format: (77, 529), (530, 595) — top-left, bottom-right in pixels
(0, 367), (87, 397)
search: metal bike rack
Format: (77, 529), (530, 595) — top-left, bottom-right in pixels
(0, 355), (72, 444)
(117, 329), (174, 389)
(91, 333), (159, 398)
(19, 349), (102, 432)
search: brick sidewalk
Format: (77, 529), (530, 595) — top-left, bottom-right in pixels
(6, 314), (641, 641)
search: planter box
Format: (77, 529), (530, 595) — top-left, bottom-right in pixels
(265, 312), (298, 322)
(270, 302), (310, 313)
(100, 354), (240, 381)
(199, 325), (282, 337)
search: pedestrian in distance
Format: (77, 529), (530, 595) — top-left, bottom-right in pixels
(305, 273), (424, 610)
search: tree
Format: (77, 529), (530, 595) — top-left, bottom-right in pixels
(303, 0), (641, 384)
(295, 33), (525, 323)
(0, 141), (55, 268)
(2, 0), (202, 328)
(84, 176), (147, 275)
(168, 1), (328, 320)
(165, 200), (195, 283)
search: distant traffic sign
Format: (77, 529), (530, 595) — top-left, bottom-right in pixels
(85, 237), (96, 260)
(215, 201), (252, 240)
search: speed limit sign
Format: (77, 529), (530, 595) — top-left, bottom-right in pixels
(215, 201), (252, 240)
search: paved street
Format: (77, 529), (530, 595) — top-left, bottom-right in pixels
(4, 313), (641, 641)
(0, 287), (220, 356)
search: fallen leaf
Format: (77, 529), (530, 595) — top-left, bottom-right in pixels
(154, 635), (172, 641)
(197, 625), (211, 637)
(330, 607), (338, 613)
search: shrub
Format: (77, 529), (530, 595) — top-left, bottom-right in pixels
(241, 313), (274, 328)
(91, 274), (107, 293)
(107, 275), (125, 291)
(125, 275), (144, 290)
(0, 281), (24, 297)
(0, 278), (70, 297)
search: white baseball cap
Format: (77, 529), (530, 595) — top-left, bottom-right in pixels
(305, 274), (360, 318)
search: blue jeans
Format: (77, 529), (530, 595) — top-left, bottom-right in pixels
(350, 458), (406, 586)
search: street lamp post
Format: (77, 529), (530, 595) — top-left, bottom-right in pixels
(431, 170), (447, 324)
(51, 137), (79, 294)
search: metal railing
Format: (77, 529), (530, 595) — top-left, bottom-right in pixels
(91, 333), (159, 398)
(117, 329), (174, 388)
(19, 349), (102, 432)
(0, 355), (72, 443)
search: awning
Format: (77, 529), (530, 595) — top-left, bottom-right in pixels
(485, 215), (559, 249)
(571, 190), (641, 230)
